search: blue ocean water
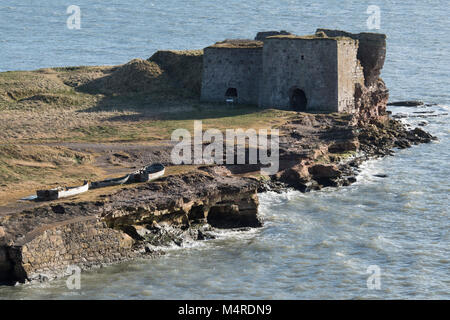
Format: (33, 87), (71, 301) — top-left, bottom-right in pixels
(0, 1), (448, 299)
(1, 0), (449, 104)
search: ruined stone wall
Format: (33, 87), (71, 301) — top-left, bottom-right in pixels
(200, 47), (263, 104)
(8, 218), (135, 282)
(317, 29), (386, 86)
(255, 30), (292, 41)
(337, 39), (365, 113)
(259, 38), (339, 112)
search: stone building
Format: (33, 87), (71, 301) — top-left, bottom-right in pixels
(200, 29), (386, 113)
(200, 39), (264, 105)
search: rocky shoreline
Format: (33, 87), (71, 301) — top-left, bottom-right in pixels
(0, 109), (435, 284)
(0, 29), (437, 285)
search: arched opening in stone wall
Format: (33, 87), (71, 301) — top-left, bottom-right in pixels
(289, 88), (308, 111)
(225, 88), (238, 102)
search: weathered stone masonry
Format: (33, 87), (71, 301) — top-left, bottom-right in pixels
(7, 217), (135, 282)
(200, 29), (386, 113)
(200, 41), (263, 105)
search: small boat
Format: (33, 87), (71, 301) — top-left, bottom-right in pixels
(90, 174), (130, 189)
(132, 163), (165, 183)
(36, 182), (90, 201)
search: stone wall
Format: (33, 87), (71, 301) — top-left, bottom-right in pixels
(337, 40), (365, 113)
(259, 37), (339, 112)
(7, 217), (135, 282)
(255, 30), (292, 41)
(317, 29), (386, 86)
(200, 46), (263, 104)
(200, 30), (386, 114)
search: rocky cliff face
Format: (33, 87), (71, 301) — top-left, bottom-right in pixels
(0, 171), (260, 283)
(262, 27), (433, 192)
(354, 78), (390, 124)
(270, 110), (436, 193)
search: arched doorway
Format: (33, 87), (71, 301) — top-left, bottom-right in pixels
(225, 87), (237, 98)
(225, 88), (238, 104)
(289, 88), (307, 111)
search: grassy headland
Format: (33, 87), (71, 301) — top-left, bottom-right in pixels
(0, 51), (295, 205)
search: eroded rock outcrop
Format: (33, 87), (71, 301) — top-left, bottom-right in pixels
(270, 110), (436, 192)
(0, 171), (260, 283)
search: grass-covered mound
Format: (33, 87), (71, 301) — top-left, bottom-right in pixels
(78, 59), (166, 95)
(148, 50), (203, 96)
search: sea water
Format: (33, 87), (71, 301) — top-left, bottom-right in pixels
(0, 0), (448, 299)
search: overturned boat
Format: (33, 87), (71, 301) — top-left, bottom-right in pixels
(34, 164), (164, 201)
(36, 182), (90, 201)
(90, 174), (130, 189)
(131, 163), (165, 183)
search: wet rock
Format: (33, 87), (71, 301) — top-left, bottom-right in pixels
(395, 139), (411, 149)
(410, 127), (435, 141)
(308, 164), (341, 179)
(207, 194), (261, 229)
(373, 174), (388, 178)
(308, 164), (342, 188)
(257, 179), (287, 193)
(197, 229), (216, 241)
(277, 165), (311, 192)
(328, 140), (359, 153)
(144, 245), (153, 253)
(120, 225), (145, 241)
(134, 225), (152, 237)
(387, 100), (424, 107)
(392, 113), (408, 119)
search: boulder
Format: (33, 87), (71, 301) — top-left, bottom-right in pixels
(328, 140), (359, 153)
(277, 164), (311, 192)
(411, 127), (434, 140)
(308, 164), (341, 179)
(387, 101), (424, 107)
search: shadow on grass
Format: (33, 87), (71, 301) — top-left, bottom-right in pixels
(77, 91), (266, 122)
